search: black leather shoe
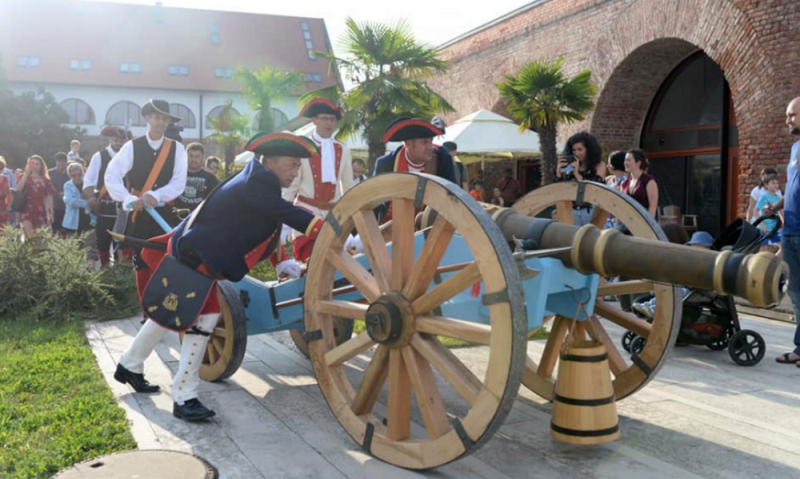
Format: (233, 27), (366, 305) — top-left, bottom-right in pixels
(173, 398), (216, 421)
(114, 363), (160, 393)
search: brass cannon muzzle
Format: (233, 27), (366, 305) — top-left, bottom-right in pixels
(492, 209), (787, 307)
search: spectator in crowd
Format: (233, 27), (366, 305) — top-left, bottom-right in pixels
(747, 167), (781, 222)
(17, 155), (54, 236)
(62, 163), (92, 235)
(14, 168), (24, 185)
(490, 187), (505, 206)
(443, 141), (468, 191)
(174, 143), (219, 215)
(67, 140), (81, 160)
(0, 157), (10, 227)
(605, 150), (627, 191)
(621, 148), (659, 218)
(555, 131), (605, 226)
(755, 172), (783, 252)
(496, 168), (521, 206)
(470, 169), (485, 189)
(352, 158), (368, 185)
(470, 181), (485, 202)
(0, 155), (16, 189)
(49, 152), (70, 235)
(205, 156), (221, 177)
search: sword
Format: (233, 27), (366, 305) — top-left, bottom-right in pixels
(107, 231), (168, 251)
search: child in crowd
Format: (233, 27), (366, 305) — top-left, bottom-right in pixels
(754, 173), (782, 252)
(67, 139), (81, 160)
(62, 163), (94, 235)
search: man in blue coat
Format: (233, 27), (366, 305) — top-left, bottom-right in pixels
(373, 117), (456, 222)
(114, 132), (324, 421)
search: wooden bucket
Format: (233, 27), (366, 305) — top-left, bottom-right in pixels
(551, 339), (619, 445)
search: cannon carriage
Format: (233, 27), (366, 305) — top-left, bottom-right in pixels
(191, 173), (786, 470)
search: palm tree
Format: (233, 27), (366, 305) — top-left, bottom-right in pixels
(300, 17), (453, 169)
(497, 57), (597, 185)
(234, 66), (302, 133)
(207, 99), (250, 177)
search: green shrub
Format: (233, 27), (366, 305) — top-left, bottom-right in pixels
(0, 227), (138, 318)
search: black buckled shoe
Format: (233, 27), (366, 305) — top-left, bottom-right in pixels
(114, 363), (160, 393)
(173, 398), (216, 421)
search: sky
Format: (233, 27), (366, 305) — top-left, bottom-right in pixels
(83, 0), (535, 52)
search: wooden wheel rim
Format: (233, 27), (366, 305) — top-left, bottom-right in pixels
(513, 181), (681, 401)
(304, 173), (527, 470)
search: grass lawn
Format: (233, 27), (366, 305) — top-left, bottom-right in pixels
(0, 314), (136, 479)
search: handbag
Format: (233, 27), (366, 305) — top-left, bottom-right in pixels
(10, 186), (27, 213)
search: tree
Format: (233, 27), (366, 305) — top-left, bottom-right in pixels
(497, 57), (597, 186)
(234, 66), (303, 133)
(300, 17), (453, 169)
(0, 88), (83, 169)
(207, 99), (250, 178)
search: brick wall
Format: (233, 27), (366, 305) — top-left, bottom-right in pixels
(429, 0), (800, 217)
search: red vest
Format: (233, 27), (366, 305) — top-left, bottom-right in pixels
(308, 142), (343, 202)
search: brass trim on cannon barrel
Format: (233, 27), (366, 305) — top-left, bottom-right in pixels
(491, 208), (787, 307)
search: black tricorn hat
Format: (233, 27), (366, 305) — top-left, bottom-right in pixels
(100, 125), (128, 140)
(300, 98), (343, 119)
(141, 99), (182, 123)
(245, 132), (319, 158)
(381, 117), (444, 143)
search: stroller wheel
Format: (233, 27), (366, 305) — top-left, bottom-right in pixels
(621, 331), (636, 353)
(728, 330), (766, 366)
(707, 331), (730, 351)
(630, 336), (647, 355)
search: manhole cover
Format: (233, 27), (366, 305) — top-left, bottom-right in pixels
(52, 450), (218, 479)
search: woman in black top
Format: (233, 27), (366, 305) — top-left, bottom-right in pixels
(554, 131), (605, 226)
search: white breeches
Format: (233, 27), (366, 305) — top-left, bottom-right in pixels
(172, 313), (220, 404)
(119, 319), (169, 374)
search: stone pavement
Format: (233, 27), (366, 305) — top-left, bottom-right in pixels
(87, 315), (800, 478)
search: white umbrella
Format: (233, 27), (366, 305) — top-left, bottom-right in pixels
(438, 109), (544, 164)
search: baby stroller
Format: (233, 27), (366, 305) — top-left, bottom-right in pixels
(622, 216), (781, 366)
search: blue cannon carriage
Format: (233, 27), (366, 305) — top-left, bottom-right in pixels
(196, 174), (785, 470)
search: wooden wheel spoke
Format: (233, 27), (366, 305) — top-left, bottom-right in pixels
(324, 332), (374, 367)
(391, 198), (416, 291)
(353, 210), (392, 292)
(591, 208), (609, 229)
(318, 300), (368, 320)
(401, 346), (450, 440)
(412, 262), (481, 315)
(415, 315), (490, 345)
(555, 200), (574, 224)
(352, 345), (390, 416)
(387, 349), (411, 441)
(206, 341), (218, 363)
(537, 316), (569, 379)
(595, 301), (652, 338)
(411, 333), (482, 405)
(213, 327), (228, 338)
(326, 249), (381, 303)
(585, 315), (627, 376)
(402, 215), (456, 300)
(597, 280), (655, 296)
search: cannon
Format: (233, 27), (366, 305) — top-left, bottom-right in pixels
(194, 173), (786, 470)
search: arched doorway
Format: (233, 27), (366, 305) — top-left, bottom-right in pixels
(640, 52), (735, 236)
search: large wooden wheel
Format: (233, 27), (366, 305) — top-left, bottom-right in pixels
(180, 281), (248, 382)
(289, 317), (353, 358)
(304, 173), (527, 470)
(513, 181), (681, 401)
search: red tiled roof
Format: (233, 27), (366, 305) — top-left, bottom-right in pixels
(0, 0), (338, 92)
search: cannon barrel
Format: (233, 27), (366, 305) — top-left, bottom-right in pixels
(491, 208), (787, 307)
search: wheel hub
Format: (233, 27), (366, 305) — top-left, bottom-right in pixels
(365, 293), (414, 348)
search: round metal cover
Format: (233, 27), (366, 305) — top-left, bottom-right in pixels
(52, 450), (218, 479)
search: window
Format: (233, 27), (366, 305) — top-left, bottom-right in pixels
(17, 56), (41, 68)
(304, 73), (323, 83)
(214, 67), (234, 79)
(211, 23), (220, 45)
(301, 20), (309, 31)
(308, 51), (317, 61)
(106, 101), (146, 127)
(301, 21), (316, 61)
(169, 103), (197, 129)
(168, 65), (189, 76)
(303, 31), (311, 40)
(206, 105), (241, 124)
(60, 99), (95, 125)
(70, 59), (92, 71)
(252, 108), (289, 132)
(119, 62), (141, 74)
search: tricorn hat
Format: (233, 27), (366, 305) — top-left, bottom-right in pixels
(300, 97), (343, 119)
(100, 125), (128, 140)
(141, 99), (182, 123)
(245, 132), (319, 158)
(381, 117), (444, 143)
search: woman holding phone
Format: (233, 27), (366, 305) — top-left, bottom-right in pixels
(554, 131), (605, 226)
(16, 155), (54, 236)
